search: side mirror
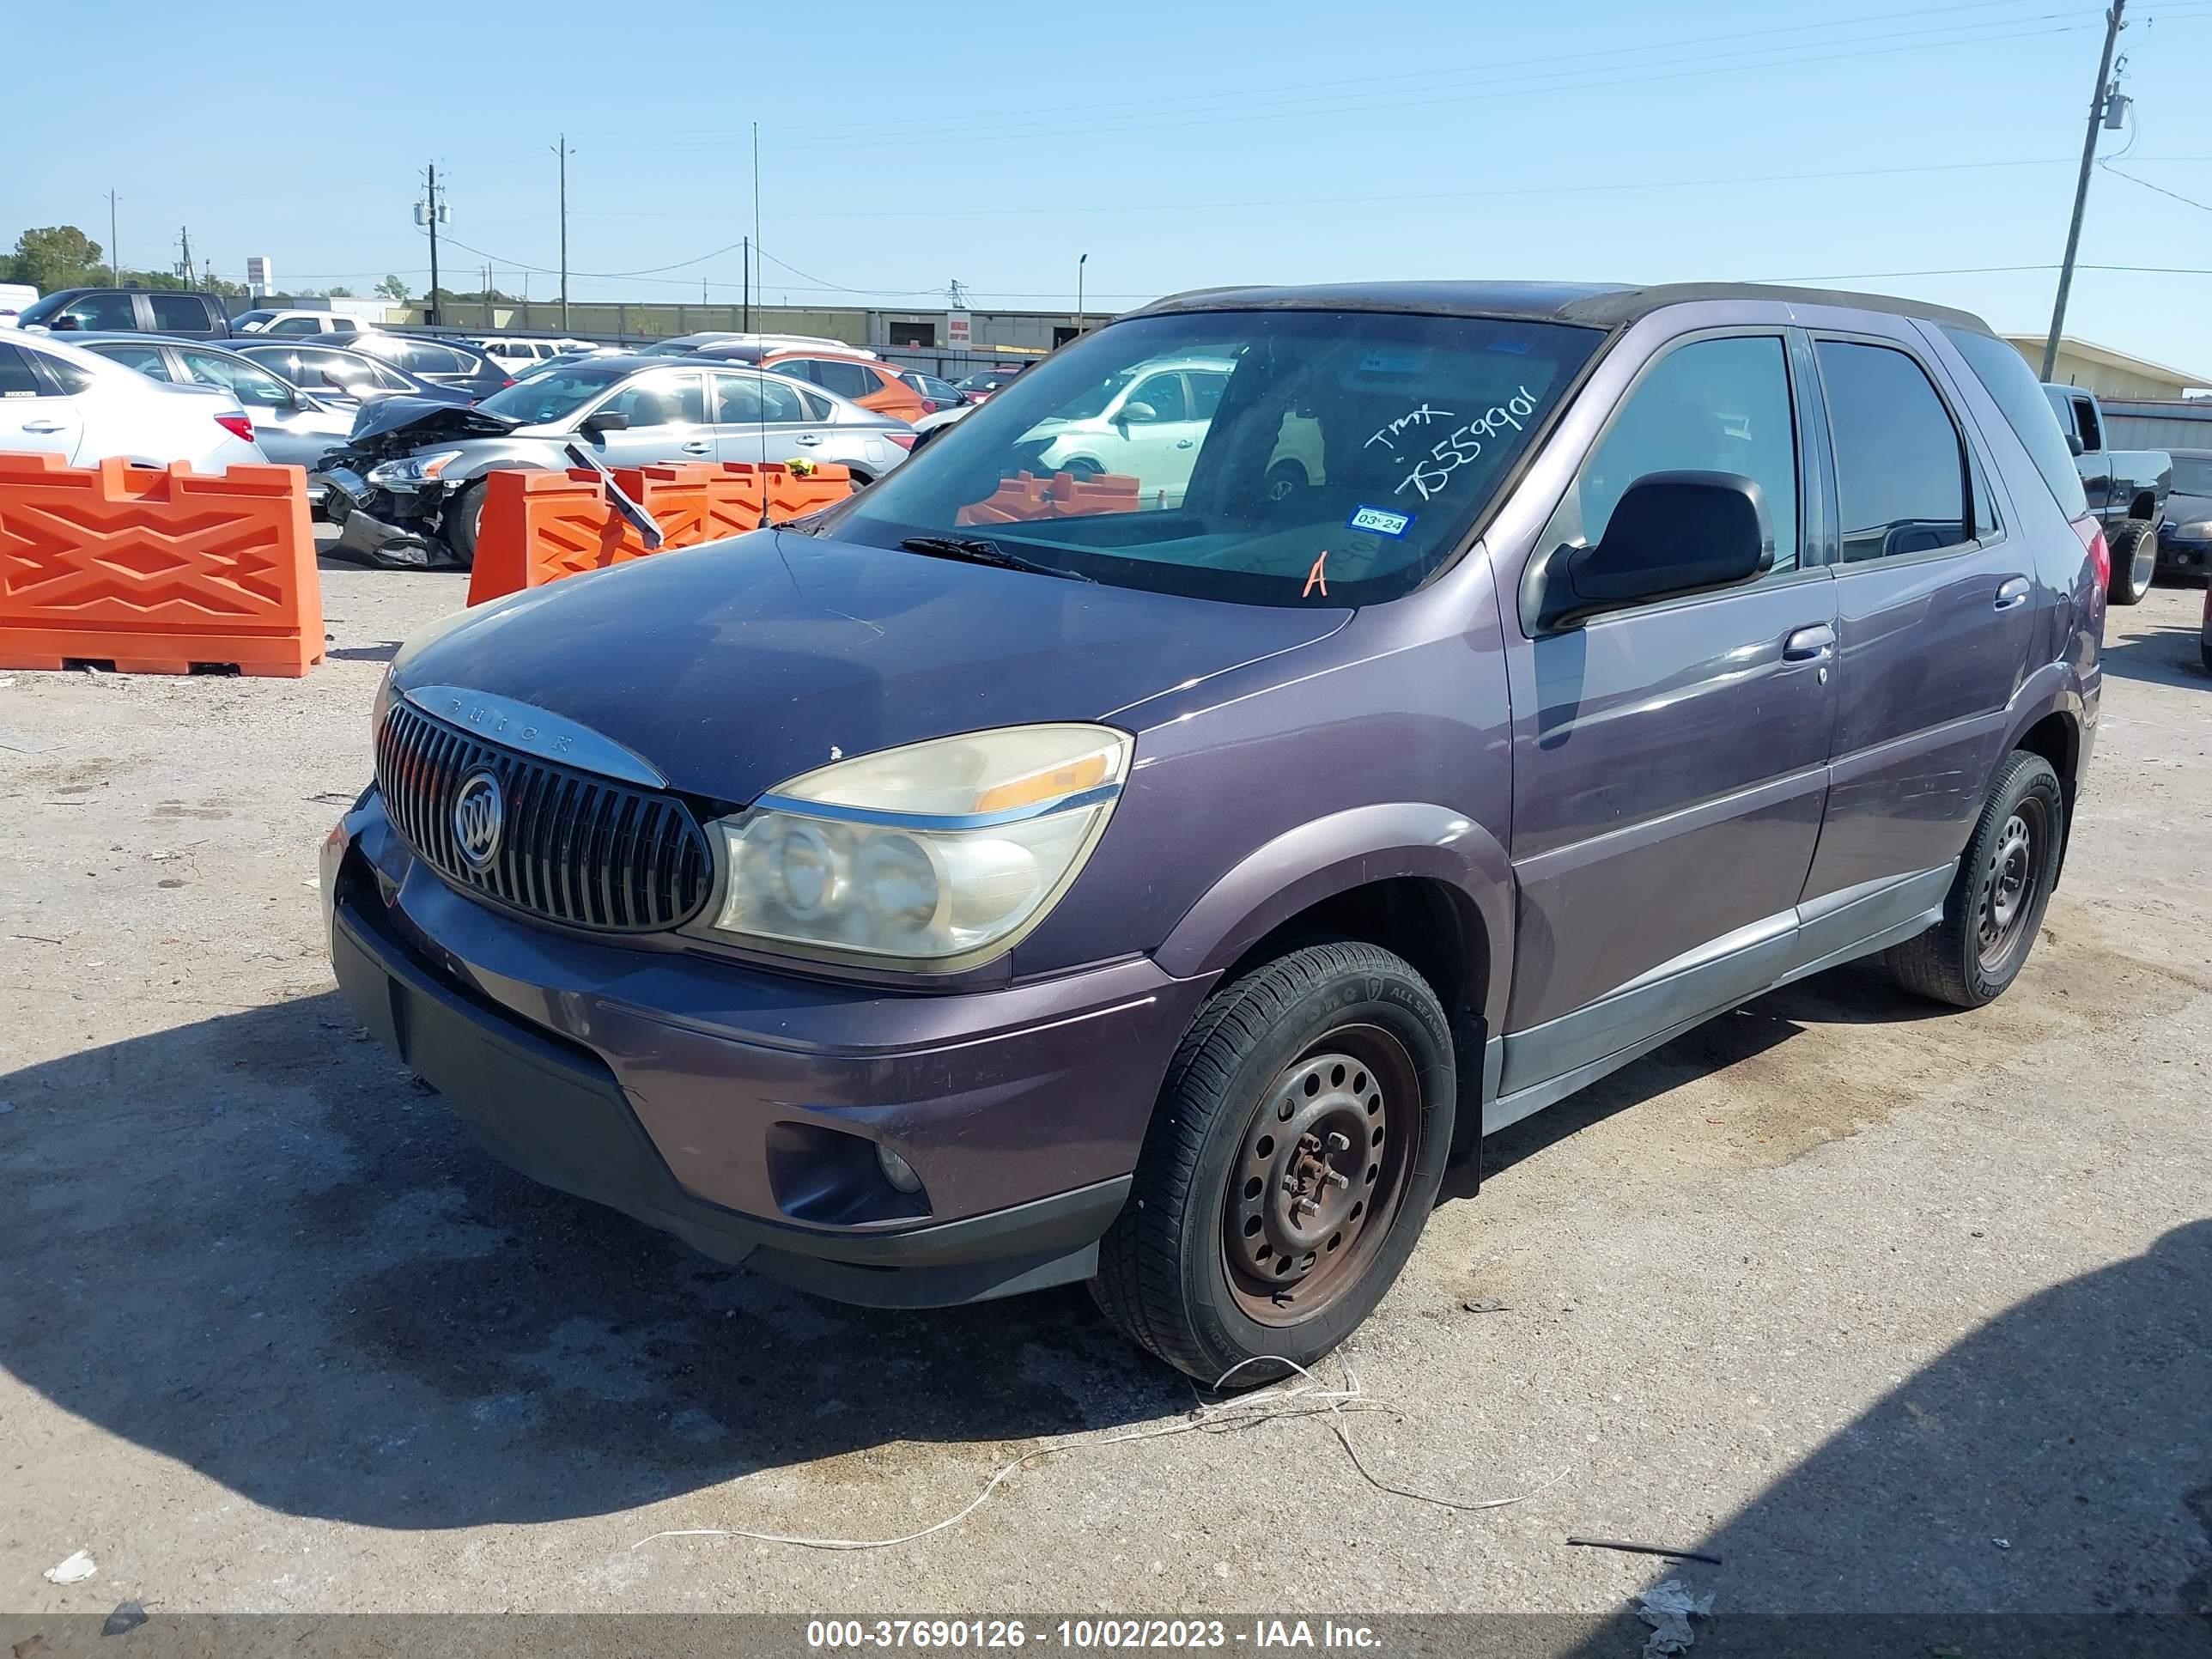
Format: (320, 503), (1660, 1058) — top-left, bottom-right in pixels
(1121, 400), (1158, 423)
(2065, 431), (2085, 457)
(1535, 471), (1772, 629)
(580, 409), (629, 435)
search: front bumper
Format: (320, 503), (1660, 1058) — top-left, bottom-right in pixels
(2156, 537), (2210, 574)
(320, 466), (455, 569)
(324, 794), (1208, 1306)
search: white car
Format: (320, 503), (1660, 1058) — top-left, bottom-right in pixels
(0, 332), (266, 472)
(0, 283), (38, 328)
(228, 308), (364, 337)
(1020, 356), (1322, 505)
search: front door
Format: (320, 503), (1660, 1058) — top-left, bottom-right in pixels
(1798, 333), (2036, 915)
(1499, 331), (1836, 1106)
(587, 369), (710, 467)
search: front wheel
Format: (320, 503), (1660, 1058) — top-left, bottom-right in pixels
(442, 480), (488, 569)
(1884, 750), (2063, 1008)
(1091, 941), (1455, 1386)
(2107, 520), (2157, 605)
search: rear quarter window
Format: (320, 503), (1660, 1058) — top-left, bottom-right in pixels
(1939, 325), (2090, 520)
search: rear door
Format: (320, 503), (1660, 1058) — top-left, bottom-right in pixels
(1499, 330), (1836, 1107)
(1796, 329), (2035, 926)
(143, 292), (221, 337)
(0, 343), (84, 460)
(710, 368), (820, 466)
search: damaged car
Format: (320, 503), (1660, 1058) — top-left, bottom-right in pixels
(317, 356), (918, 568)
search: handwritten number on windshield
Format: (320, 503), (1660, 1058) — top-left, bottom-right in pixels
(1392, 386), (1539, 502)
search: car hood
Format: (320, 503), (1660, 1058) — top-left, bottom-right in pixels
(392, 528), (1350, 803)
(345, 396), (516, 452)
(2165, 489), (2212, 526)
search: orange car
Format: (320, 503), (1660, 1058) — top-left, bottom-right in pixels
(757, 350), (927, 424)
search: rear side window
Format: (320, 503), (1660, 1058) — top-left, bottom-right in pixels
(146, 294), (213, 332)
(1940, 325), (2089, 520)
(94, 343), (172, 380)
(269, 316), (321, 335)
(1816, 341), (1968, 562)
(0, 344), (44, 397)
(814, 360), (878, 400)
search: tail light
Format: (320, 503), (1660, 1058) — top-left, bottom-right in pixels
(2074, 516), (2108, 592)
(887, 432), (917, 451)
(215, 413), (254, 443)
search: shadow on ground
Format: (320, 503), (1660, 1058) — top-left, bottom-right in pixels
(2100, 608), (2209, 690)
(0, 992), (1185, 1530)
(1562, 1223), (2212, 1654)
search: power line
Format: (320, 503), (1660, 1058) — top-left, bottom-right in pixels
(2100, 160), (2212, 212)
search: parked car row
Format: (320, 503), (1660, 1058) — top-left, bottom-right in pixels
(0, 331), (264, 473)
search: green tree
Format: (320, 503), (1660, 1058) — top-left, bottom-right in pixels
(374, 273), (410, 301)
(9, 225), (106, 292)
(326, 285), (356, 298)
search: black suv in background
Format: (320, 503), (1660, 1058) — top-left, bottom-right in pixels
(337, 331), (514, 400)
(16, 288), (233, 337)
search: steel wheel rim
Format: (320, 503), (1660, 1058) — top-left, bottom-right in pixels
(1977, 800), (2045, 971)
(2135, 533), (2157, 591)
(1222, 1024), (1419, 1327)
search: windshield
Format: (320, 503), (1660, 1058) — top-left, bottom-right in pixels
(2170, 457), (2212, 495)
(829, 309), (1600, 605)
(475, 365), (626, 425)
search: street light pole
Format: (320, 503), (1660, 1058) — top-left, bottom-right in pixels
(2042, 0), (2126, 380)
(1076, 252), (1088, 336)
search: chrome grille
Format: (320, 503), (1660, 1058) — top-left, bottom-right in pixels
(374, 697), (713, 933)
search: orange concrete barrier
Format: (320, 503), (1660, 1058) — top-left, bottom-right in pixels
(467, 461), (854, 606)
(0, 454), (321, 677)
(714, 461), (853, 526)
(957, 470), (1142, 525)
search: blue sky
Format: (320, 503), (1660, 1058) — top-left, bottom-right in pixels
(14, 0), (2212, 373)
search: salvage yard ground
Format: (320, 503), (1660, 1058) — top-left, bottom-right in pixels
(2, 552), (2208, 1627)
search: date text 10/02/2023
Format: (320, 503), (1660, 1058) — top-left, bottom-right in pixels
(805, 1618), (1382, 1650)
(1382, 386), (1542, 504)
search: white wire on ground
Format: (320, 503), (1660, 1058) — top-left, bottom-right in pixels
(629, 1353), (1567, 1554)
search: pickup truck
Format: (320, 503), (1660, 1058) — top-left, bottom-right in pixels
(2043, 382), (2170, 605)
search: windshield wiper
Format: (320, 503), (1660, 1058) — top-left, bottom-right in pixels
(897, 534), (1095, 584)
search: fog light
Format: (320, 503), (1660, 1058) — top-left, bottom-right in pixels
(876, 1143), (923, 1194)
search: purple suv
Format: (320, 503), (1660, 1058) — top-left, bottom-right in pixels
(325, 282), (2106, 1382)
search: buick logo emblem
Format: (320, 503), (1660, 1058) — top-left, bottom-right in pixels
(452, 769), (505, 872)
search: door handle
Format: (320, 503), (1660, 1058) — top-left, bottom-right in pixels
(793, 433), (823, 446)
(21, 419), (66, 434)
(1782, 623), (1836, 661)
(1175, 438), (1194, 448)
(679, 440), (712, 454)
(1994, 576), (2031, 610)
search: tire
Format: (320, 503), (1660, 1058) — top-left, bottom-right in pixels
(1884, 750), (2063, 1009)
(1263, 460), (1309, 501)
(2107, 519), (2157, 605)
(442, 479), (488, 569)
(1056, 457), (1104, 482)
(1091, 940), (1455, 1386)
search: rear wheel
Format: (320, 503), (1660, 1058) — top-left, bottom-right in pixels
(1884, 750), (2063, 1008)
(1264, 460), (1309, 501)
(2107, 519), (2157, 605)
(1091, 941), (1454, 1386)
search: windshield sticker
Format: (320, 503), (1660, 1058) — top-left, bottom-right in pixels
(1393, 385), (1541, 502)
(1347, 505), (1413, 538)
(1357, 350), (1425, 376)
(1363, 403), (1456, 454)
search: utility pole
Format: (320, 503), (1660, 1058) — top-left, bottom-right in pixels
(108, 191), (120, 284)
(177, 226), (195, 288)
(423, 164), (444, 326)
(484, 263), (495, 327)
(2043, 0), (2127, 380)
(551, 133), (572, 331)
(742, 235), (751, 331)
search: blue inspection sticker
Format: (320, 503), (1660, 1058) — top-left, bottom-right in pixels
(1347, 505), (1414, 538)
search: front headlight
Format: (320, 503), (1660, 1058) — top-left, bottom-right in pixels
(2176, 520), (2212, 541)
(365, 449), (465, 489)
(703, 724), (1131, 970)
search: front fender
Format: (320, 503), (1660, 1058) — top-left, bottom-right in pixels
(1152, 802), (1513, 1032)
